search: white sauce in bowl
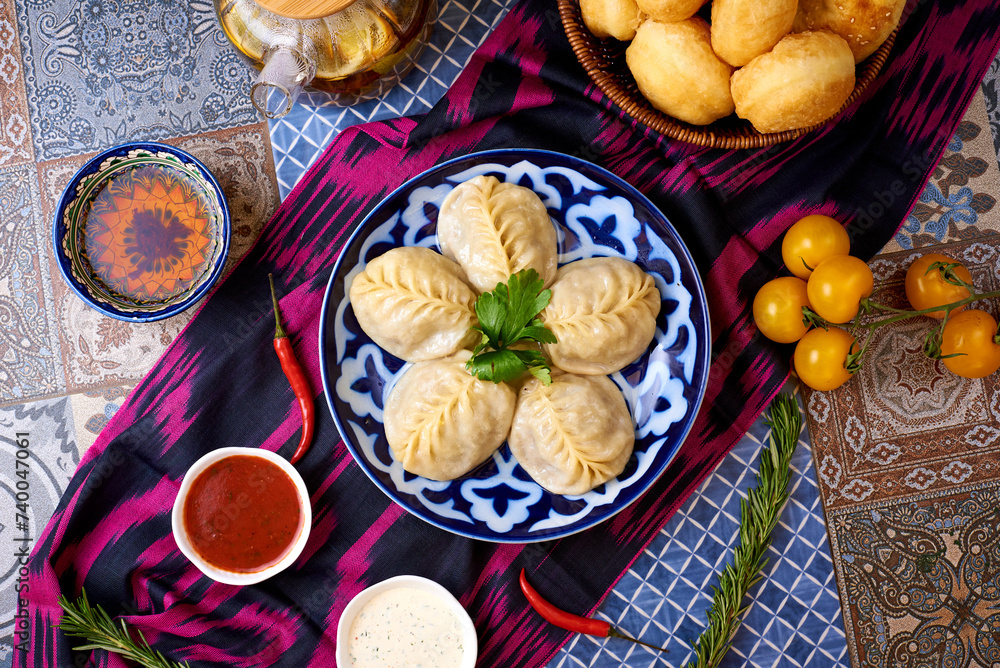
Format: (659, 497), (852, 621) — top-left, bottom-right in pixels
(347, 586), (466, 667)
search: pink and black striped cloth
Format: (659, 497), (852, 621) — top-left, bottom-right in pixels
(18, 0), (1000, 665)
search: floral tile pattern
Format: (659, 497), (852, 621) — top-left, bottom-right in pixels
(0, 398), (80, 658)
(0, 0), (33, 168)
(31, 125), (278, 399)
(0, 165), (63, 403)
(826, 482), (1000, 668)
(16, 0), (258, 162)
(809, 239), (1000, 511)
(68, 385), (130, 455)
(804, 88), (1000, 667)
(0, 0), (279, 409)
(890, 97), (1000, 251)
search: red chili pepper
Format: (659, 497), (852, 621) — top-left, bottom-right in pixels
(519, 568), (670, 654)
(269, 274), (315, 465)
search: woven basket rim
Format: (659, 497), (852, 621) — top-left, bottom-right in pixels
(558, 0), (896, 149)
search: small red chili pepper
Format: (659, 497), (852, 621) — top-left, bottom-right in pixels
(519, 568), (670, 654)
(269, 274), (315, 465)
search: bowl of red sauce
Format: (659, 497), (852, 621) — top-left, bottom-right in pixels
(171, 447), (311, 585)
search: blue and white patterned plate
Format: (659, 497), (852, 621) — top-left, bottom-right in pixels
(319, 149), (710, 542)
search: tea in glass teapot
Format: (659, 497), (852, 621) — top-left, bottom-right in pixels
(214, 0), (436, 118)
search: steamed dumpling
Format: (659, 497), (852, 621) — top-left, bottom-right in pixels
(384, 353), (516, 480)
(349, 247), (478, 362)
(437, 175), (558, 293)
(541, 257), (661, 375)
(509, 373), (634, 495)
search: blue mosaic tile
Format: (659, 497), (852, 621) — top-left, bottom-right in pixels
(548, 388), (849, 668)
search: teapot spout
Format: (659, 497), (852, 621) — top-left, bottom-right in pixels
(251, 46), (317, 119)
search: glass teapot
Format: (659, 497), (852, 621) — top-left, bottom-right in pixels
(214, 0), (436, 118)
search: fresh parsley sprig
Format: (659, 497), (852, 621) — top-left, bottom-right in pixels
(57, 590), (190, 668)
(466, 269), (557, 385)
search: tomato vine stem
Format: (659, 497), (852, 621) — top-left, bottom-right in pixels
(802, 286), (1000, 367)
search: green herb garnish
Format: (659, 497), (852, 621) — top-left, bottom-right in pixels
(466, 269), (557, 385)
(684, 392), (801, 667)
(57, 590), (190, 668)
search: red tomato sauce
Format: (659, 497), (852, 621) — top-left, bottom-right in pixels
(183, 455), (302, 573)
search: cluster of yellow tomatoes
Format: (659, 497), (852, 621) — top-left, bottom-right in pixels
(752, 214), (1000, 391)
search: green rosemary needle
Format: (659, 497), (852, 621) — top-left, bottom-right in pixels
(684, 392), (802, 668)
(56, 590), (190, 668)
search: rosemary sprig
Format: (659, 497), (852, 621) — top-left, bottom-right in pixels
(57, 590), (190, 668)
(684, 392), (801, 668)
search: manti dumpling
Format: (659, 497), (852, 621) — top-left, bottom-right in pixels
(384, 353), (516, 480)
(541, 257), (660, 375)
(349, 246), (478, 362)
(437, 175), (558, 294)
(509, 373), (634, 495)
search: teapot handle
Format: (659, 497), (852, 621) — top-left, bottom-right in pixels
(252, 45), (317, 119)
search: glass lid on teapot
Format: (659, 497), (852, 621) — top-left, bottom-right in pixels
(215, 0), (436, 118)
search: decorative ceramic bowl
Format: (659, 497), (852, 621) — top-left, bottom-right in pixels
(557, 0), (896, 149)
(336, 575), (478, 668)
(171, 447), (311, 586)
(53, 142), (230, 322)
(319, 148), (711, 542)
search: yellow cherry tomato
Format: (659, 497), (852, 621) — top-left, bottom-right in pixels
(753, 277), (811, 343)
(781, 214), (851, 280)
(939, 309), (1000, 379)
(806, 255), (874, 324)
(793, 327), (858, 391)
(904, 252), (973, 319)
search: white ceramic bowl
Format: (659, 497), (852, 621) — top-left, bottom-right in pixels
(336, 575), (478, 668)
(171, 447), (311, 586)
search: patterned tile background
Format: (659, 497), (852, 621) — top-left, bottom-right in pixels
(17, 0), (257, 160)
(801, 86), (1000, 668)
(1, 0), (999, 664)
(1, 0), (281, 409)
(1, 0), (279, 661)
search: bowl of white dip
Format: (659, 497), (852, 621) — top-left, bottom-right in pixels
(336, 574), (478, 667)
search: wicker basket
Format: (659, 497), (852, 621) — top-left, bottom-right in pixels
(558, 0), (896, 149)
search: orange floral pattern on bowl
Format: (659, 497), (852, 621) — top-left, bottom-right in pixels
(83, 163), (219, 304)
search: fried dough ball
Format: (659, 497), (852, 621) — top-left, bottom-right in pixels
(793, 0), (906, 63)
(731, 30), (855, 133)
(710, 0), (798, 67)
(580, 0), (642, 41)
(634, 0), (707, 23)
(626, 18), (735, 126)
